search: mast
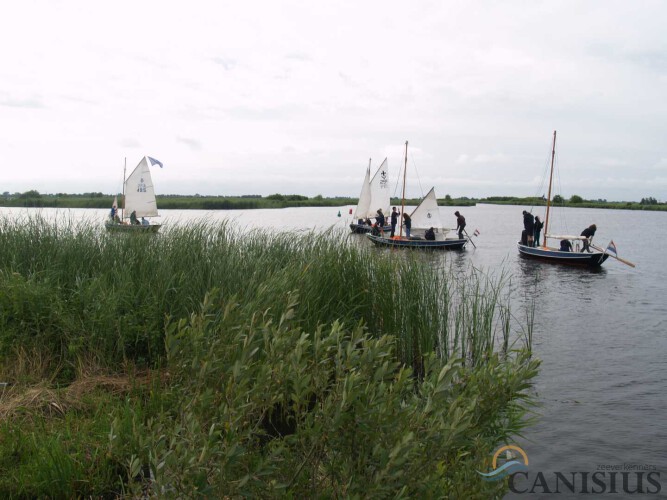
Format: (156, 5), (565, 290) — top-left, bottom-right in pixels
(543, 130), (556, 248)
(121, 157), (127, 220)
(399, 141), (408, 238)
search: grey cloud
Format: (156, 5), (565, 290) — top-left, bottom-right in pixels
(177, 136), (202, 151)
(285, 52), (312, 62)
(121, 138), (141, 148)
(587, 43), (667, 72)
(1, 97), (45, 108)
(212, 57), (237, 71)
(223, 104), (299, 121)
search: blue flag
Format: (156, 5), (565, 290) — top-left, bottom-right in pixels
(606, 240), (617, 255)
(148, 156), (163, 168)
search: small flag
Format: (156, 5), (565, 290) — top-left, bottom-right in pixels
(349, 208), (353, 215)
(606, 240), (617, 255)
(473, 229), (480, 237)
(148, 156), (163, 168)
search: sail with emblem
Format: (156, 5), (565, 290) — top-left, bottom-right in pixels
(368, 157), (390, 217)
(123, 156), (159, 218)
(409, 187), (444, 230)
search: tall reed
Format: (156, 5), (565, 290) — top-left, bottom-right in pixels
(0, 215), (530, 373)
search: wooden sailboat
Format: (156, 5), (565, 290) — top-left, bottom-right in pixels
(106, 156), (163, 233)
(366, 141), (468, 250)
(517, 131), (610, 267)
(349, 157), (392, 233)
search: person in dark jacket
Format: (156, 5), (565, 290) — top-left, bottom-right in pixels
(560, 239), (573, 252)
(522, 211), (535, 246)
(403, 212), (412, 238)
(454, 211), (466, 239)
(371, 223), (382, 236)
(376, 209), (385, 227)
(424, 227), (435, 240)
(533, 216), (544, 247)
(580, 224), (597, 253)
(390, 207), (400, 237)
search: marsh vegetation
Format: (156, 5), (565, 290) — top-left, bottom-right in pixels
(0, 215), (538, 496)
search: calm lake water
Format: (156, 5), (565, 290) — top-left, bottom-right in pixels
(2, 204), (666, 496)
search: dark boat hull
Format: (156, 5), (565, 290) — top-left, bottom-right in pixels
(105, 222), (162, 233)
(517, 243), (609, 267)
(367, 234), (467, 250)
(350, 223), (391, 234)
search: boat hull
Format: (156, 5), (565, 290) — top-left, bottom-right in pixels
(367, 234), (467, 250)
(350, 223), (392, 234)
(105, 222), (162, 233)
(517, 243), (609, 267)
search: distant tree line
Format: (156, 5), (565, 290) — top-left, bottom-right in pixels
(1, 190), (665, 211)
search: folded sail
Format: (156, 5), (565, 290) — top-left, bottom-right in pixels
(123, 156), (159, 218)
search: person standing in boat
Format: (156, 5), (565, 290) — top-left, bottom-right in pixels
(580, 224), (597, 253)
(390, 207), (400, 237)
(522, 210), (535, 246)
(376, 209), (385, 227)
(454, 211), (466, 239)
(534, 216), (544, 247)
(403, 212), (412, 238)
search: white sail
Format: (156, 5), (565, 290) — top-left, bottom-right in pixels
(123, 156), (159, 218)
(352, 165), (371, 220)
(368, 157), (390, 218)
(410, 187), (444, 230)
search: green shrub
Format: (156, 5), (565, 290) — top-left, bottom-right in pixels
(109, 293), (538, 497)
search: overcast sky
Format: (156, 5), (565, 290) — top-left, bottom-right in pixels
(1, 1), (665, 201)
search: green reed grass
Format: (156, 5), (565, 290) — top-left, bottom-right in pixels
(0, 214), (529, 374)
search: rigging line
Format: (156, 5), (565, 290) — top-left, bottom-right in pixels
(392, 158), (402, 200)
(553, 148), (569, 236)
(409, 150), (425, 199)
(532, 135), (555, 213)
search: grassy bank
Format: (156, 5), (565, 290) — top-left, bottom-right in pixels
(0, 216), (538, 496)
(479, 196), (667, 211)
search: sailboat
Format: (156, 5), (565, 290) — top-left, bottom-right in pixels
(517, 131), (611, 266)
(105, 156), (163, 233)
(349, 158), (392, 233)
(366, 141), (468, 250)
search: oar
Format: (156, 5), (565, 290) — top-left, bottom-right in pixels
(462, 229), (477, 249)
(590, 243), (636, 268)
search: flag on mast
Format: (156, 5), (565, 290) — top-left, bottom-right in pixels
(148, 157), (163, 168)
(606, 240), (617, 255)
